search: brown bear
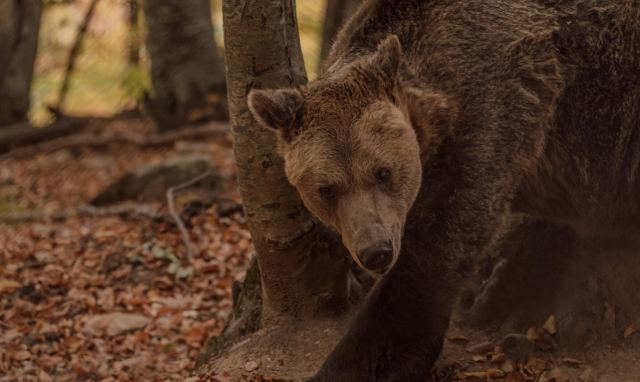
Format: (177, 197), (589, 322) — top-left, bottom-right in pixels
(248, 0), (640, 380)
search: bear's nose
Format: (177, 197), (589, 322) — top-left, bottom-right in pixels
(358, 241), (393, 272)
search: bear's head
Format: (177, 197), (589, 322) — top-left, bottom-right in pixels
(248, 35), (456, 275)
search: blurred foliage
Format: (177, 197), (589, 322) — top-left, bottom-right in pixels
(30, 0), (327, 126)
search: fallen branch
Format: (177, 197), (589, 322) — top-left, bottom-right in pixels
(166, 171), (217, 263)
(0, 116), (90, 154)
(0, 203), (173, 225)
(0, 122), (229, 161)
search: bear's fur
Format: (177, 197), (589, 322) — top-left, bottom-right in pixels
(248, 0), (640, 380)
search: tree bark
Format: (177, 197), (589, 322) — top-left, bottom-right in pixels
(142, 0), (226, 131)
(0, 0), (42, 127)
(222, 0), (349, 321)
(319, 0), (361, 66)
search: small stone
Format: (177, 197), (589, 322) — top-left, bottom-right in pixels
(244, 360), (260, 372)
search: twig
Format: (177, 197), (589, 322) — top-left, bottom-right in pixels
(0, 203), (173, 225)
(0, 122), (229, 161)
(57, 0), (100, 109)
(166, 171), (216, 263)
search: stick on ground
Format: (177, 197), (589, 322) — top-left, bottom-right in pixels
(166, 171), (217, 262)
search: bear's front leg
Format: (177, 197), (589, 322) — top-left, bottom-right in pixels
(310, 164), (514, 381)
(309, 232), (459, 382)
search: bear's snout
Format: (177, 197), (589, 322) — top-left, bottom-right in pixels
(358, 241), (393, 273)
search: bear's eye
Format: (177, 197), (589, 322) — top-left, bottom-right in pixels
(318, 185), (337, 200)
(376, 167), (392, 184)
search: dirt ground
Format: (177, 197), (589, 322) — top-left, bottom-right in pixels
(199, 313), (640, 381)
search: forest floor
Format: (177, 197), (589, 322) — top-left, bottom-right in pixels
(1, 116), (639, 382)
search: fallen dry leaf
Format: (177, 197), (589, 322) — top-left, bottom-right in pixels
(84, 312), (151, 336)
(0, 279), (21, 293)
(543, 315), (558, 336)
(624, 323), (638, 339)
(539, 367), (570, 382)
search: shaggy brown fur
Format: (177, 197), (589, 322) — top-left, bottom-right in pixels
(249, 0), (640, 380)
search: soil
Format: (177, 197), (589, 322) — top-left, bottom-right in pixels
(199, 308), (640, 381)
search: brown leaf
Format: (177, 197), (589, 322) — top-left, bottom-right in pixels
(526, 357), (550, 373)
(0, 279), (21, 293)
(561, 357), (583, 367)
(466, 341), (495, 355)
(505, 371), (526, 382)
(539, 367), (570, 382)
(542, 315), (558, 336)
(624, 323), (637, 339)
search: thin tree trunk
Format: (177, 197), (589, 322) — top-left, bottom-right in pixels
(127, 0), (139, 66)
(142, 0), (226, 131)
(0, 0), (43, 127)
(57, 0), (99, 111)
(222, 0), (349, 320)
(0, 0), (18, 83)
(319, 0), (360, 67)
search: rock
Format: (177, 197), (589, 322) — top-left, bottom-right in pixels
(84, 313), (151, 337)
(92, 155), (219, 205)
(502, 333), (536, 363)
(244, 360), (260, 372)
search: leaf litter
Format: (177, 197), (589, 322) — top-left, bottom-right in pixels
(0, 119), (254, 381)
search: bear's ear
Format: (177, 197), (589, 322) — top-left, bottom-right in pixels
(364, 35), (403, 93)
(248, 88), (303, 143)
(404, 87), (458, 162)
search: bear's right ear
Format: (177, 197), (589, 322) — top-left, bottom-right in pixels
(404, 87), (458, 162)
(248, 88), (303, 143)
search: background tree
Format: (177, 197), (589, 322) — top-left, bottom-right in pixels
(0, 0), (43, 127)
(142, 0), (227, 131)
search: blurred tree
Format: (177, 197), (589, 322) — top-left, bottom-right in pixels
(0, 0), (43, 127)
(214, 0), (350, 346)
(319, 0), (360, 67)
(142, 0), (226, 131)
(0, 1), (17, 83)
(127, 0), (140, 67)
(57, 0), (99, 111)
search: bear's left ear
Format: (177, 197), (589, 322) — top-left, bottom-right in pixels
(248, 88), (303, 143)
(404, 87), (458, 162)
(361, 35), (403, 95)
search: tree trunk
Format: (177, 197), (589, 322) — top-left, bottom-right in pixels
(467, 219), (640, 348)
(0, 0), (17, 83)
(319, 0), (360, 66)
(197, 3), (352, 371)
(142, 0), (226, 131)
(0, 0), (42, 127)
(223, 0), (350, 321)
